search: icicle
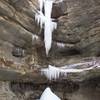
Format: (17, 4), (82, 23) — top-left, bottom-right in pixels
(38, 0), (44, 11)
(44, 0), (53, 18)
(41, 65), (94, 80)
(40, 87), (61, 100)
(35, 0), (57, 56)
(35, 11), (46, 28)
(43, 0), (54, 55)
(41, 65), (61, 80)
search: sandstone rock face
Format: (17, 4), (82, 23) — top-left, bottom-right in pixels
(0, 0), (100, 80)
(0, 0), (100, 79)
(0, 82), (18, 100)
(0, 0), (100, 64)
(0, 0), (100, 100)
(53, 0), (100, 57)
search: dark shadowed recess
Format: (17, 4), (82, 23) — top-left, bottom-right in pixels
(10, 80), (79, 100)
(9, 76), (100, 100)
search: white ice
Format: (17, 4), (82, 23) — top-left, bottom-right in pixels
(38, 0), (45, 11)
(41, 65), (94, 80)
(35, 11), (46, 28)
(55, 0), (63, 3)
(56, 42), (65, 48)
(61, 61), (93, 69)
(40, 87), (61, 100)
(32, 34), (39, 40)
(35, 0), (57, 56)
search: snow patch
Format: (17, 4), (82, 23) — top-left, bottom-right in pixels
(40, 87), (61, 100)
(35, 0), (57, 55)
(61, 61), (94, 69)
(32, 34), (39, 40)
(56, 42), (65, 48)
(41, 65), (94, 80)
(55, 0), (63, 3)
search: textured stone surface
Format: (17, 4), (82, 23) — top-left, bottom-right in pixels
(53, 0), (100, 56)
(0, 0), (100, 79)
(0, 0), (100, 63)
(0, 82), (18, 100)
(0, 0), (100, 99)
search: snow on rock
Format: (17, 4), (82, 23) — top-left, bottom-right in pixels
(35, 0), (57, 56)
(61, 61), (94, 69)
(40, 87), (61, 100)
(32, 34), (39, 40)
(41, 65), (95, 80)
(55, 0), (63, 3)
(56, 42), (65, 48)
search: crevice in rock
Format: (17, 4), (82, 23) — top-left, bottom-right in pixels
(56, 48), (81, 57)
(12, 46), (26, 58)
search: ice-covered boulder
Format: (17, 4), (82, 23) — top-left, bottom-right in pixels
(40, 87), (61, 100)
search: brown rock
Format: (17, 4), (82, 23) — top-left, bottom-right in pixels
(0, 0), (100, 85)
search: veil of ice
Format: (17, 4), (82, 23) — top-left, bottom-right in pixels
(40, 87), (61, 100)
(35, 0), (57, 55)
(41, 64), (95, 80)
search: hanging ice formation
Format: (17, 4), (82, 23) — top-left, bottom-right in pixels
(40, 87), (61, 100)
(41, 64), (95, 80)
(35, 0), (57, 55)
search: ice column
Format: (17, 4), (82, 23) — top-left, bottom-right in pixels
(35, 0), (57, 55)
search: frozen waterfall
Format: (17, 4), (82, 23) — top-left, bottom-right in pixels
(35, 0), (57, 55)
